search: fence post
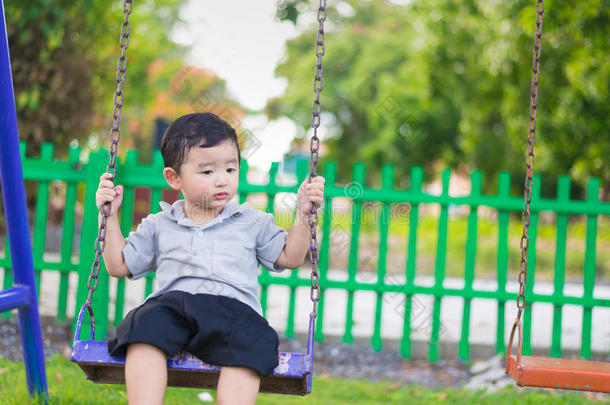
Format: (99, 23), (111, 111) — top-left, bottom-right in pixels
(495, 171), (511, 355)
(551, 175), (570, 358)
(401, 166), (423, 359)
(238, 159), (249, 204)
(343, 162), (366, 344)
(31, 143), (54, 295)
(57, 144), (81, 322)
(428, 168), (451, 361)
(371, 164), (393, 352)
(581, 178), (600, 359)
(458, 170), (481, 361)
(73, 149), (111, 340)
(259, 162), (280, 318)
(522, 174), (541, 356)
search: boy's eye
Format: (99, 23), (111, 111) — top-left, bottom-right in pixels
(227, 168), (236, 173)
(201, 170), (212, 175)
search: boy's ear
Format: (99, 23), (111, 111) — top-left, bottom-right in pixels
(163, 167), (181, 190)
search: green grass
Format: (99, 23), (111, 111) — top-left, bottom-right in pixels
(1, 355), (607, 404)
(276, 209), (610, 281)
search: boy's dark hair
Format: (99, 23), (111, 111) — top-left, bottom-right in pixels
(160, 112), (241, 173)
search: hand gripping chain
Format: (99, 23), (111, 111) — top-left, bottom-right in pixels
(82, 0), (133, 339)
(308, 0), (327, 320)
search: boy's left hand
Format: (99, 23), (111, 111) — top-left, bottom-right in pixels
(296, 176), (325, 217)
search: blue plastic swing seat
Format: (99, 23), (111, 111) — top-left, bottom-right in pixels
(71, 340), (313, 395)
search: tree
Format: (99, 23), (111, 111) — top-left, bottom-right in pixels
(5, 0), (189, 158)
(1, 1), (247, 232)
(125, 61), (247, 158)
(269, 0), (610, 195)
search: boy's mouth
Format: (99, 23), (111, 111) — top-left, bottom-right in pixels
(213, 193), (227, 200)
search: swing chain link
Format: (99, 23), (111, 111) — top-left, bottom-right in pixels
(85, 0), (133, 321)
(509, 0), (544, 360)
(308, 0), (327, 310)
(517, 0), (544, 312)
(108, 0), (133, 179)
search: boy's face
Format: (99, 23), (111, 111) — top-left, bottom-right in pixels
(164, 139), (240, 219)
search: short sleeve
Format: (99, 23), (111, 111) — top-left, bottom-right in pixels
(255, 212), (288, 272)
(122, 213), (157, 280)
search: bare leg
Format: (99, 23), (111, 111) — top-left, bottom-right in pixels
(217, 366), (261, 405)
(125, 343), (168, 405)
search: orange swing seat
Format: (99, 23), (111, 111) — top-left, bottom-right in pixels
(506, 354), (610, 393)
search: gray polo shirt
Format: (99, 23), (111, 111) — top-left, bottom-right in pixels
(122, 199), (288, 315)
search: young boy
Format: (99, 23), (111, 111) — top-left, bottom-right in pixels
(95, 112), (325, 405)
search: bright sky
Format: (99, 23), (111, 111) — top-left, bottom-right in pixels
(172, 1), (308, 171)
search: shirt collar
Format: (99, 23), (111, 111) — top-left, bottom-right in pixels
(159, 199), (249, 228)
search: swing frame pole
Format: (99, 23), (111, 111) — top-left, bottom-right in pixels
(0, 0), (48, 399)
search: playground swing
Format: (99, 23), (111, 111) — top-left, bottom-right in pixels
(504, 0), (610, 393)
(70, 0), (328, 396)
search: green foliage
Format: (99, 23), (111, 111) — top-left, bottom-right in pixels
(275, 0), (310, 25)
(4, 1), (246, 225)
(5, 0), (188, 158)
(6, 0), (100, 157)
(269, 0), (610, 195)
(0, 354), (604, 404)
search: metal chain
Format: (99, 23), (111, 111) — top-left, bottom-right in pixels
(507, 0), (544, 363)
(83, 0), (133, 331)
(82, 0), (322, 335)
(308, 0), (327, 315)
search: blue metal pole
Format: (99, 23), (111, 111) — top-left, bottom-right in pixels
(0, 0), (48, 400)
(0, 285), (30, 312)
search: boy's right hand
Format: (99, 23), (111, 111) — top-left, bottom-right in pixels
(96, 173), (123, 216)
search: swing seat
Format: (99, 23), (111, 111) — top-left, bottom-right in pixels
(71, 340), (312, 395)
(507, 354), (610, 393)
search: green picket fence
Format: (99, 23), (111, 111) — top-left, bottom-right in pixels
(1, 142), (609, 362)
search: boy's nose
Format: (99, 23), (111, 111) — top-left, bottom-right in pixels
(215, 175), (228, 187)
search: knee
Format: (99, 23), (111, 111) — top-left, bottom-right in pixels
(217, 367), (260, 405)
(126, 343), (168, 364)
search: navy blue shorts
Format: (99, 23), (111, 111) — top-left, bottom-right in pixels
(106, 291), (279, 376)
